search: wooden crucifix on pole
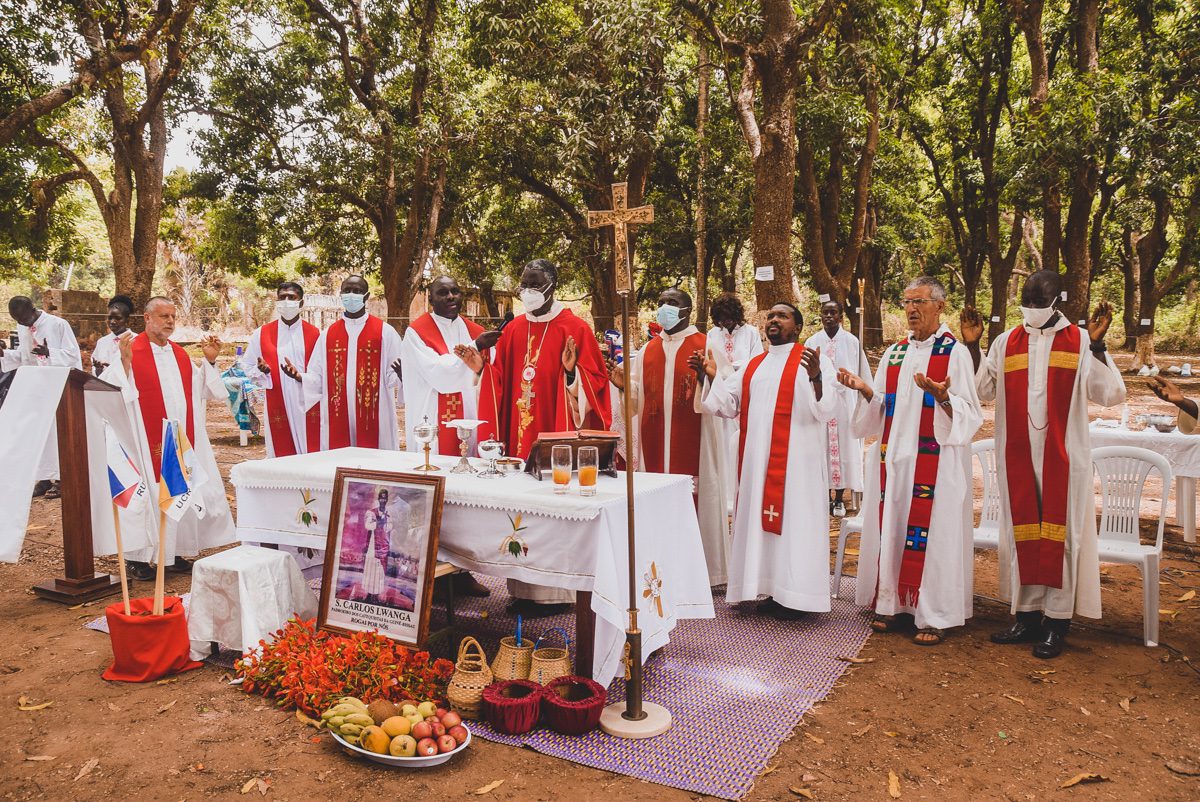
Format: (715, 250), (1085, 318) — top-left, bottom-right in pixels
(587, 182), (654, 296)
(587, 182), (671, 739)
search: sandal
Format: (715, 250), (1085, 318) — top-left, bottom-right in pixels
(913, 628), (944, 646)
(871, 615), (898, 633)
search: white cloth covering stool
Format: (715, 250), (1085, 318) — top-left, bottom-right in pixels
(187, 545), (318, 660)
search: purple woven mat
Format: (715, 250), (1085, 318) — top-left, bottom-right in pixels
(449, 576), (871, 801)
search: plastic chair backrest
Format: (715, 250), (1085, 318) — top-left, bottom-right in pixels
(1092, 445), (1171, 552)
(973, 439), (1000, 529)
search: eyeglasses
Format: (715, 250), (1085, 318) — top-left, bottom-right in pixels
(901, 298), (939, 308)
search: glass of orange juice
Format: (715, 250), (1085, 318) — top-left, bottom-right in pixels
(578, 446), (598, 496)
(551, 444), (572, 494)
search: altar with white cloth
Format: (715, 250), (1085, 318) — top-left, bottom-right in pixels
(229, 448), (716, 685)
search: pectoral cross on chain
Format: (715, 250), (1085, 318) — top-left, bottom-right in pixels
(587, 182), (654, 295)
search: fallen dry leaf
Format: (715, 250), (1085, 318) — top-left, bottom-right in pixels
(1059, 773), (1108, 789)
(17, 696), (53, 711)
(1179, 590), (1196, 602)
(157, 700), (177, 714)
(836, 656), (875, 664)
(888, 770), (901, 798)
(241, 778), (258, 794)
(1034, 669), (1056, 675)
(1165, 759), (1200, 776)
(1159, 609), (1176, 616)
(472, 780), (504, 795)
(255, 778), (270, 796)
(762, 765), (778, 776)
(74, 758), (99, 781)
(789, 787), (815, 799)
(852, 724), (873, 737)
(884, 731), (900, 738)
(296, 709), (322, 728)
(1080, 706), (1092, 716)
(156, 677), (178, 686)
(1003, 694), (1025, 706)
(1119, 698), (1132, 713)
(804, 732), (825, 745)
(25, 755), (55, 761)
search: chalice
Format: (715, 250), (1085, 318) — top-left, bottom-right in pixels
(410, 416), (439, 471)
(444, 418), (484, 474)
(477, 437), (505, 478)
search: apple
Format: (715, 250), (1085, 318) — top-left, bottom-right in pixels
(389, 734), (417, 757)
(425, 715), (439, 723)
(416, 737), (439, 757)
(417, 701), (438, 718)
(412, 720), (433, 741)
(437, 734), (457, 754)
(448, 725), (468, 745)
(440, 711), (462, 728)
(431, 722), (446, 738)
(400, 704), (419, 717)
(436, 707), (449, 718)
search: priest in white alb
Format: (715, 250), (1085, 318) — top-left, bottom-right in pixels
(838, 277), (982, 645)
(99, 297), (235, 579)
(283, 275), (404, 450)
(611, 288), (729, 586)
(705, 292), (764, 511)
(805, 299), (871, 518)
(964, 271), (1125, 659)
(240, 281), (321, 457)
(401, 276), (500, 456)
(700, 302), (837, 618)
(89, 295), (135, 376)
(1, 295), (83, 499)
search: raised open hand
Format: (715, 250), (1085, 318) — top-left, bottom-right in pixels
(960, 306), (984, 346)
(391, 357), (403, 381)
(1147, 375), (1186, 407)
(914, 371), (952, 404)
(281, 357), (302, 382)
(607, 357), (625, 390)
(800, 345), (822, 379)
(1088, 301), (1114, 344)
(562, 336), (578, 374)
(475, 330), (502, 351)
(256, 356), (271, 376)
(837, 367), (872, 400)
(200, 335), (222, 365)
(454, 344), (484, 374)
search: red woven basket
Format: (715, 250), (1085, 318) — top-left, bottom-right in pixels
(540, 675), (606, 736)
(482, 679), (543, 735)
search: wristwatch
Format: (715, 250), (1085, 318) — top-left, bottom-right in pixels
(810, 374), (822, 383)
(939, 398), (953, 408)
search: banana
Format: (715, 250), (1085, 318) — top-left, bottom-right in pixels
(328, 716), (346, 729)
(324, 703), (363, 718)
(336, 697), (368, 710)
(338, 723), (364, 737)
(343, 713), (374, 728)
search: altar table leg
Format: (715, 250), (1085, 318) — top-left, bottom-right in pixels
(1178, 477), (1196, 544)
(575, 590), (595, 680)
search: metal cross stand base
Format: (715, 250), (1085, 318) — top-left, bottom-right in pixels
(586, 186), (673, 739)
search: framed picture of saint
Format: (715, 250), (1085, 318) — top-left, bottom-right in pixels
(317, 469), (444, 646)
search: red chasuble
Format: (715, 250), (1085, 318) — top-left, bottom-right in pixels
(260, 319), (321, 456)
(325, 315), (385, 449)
(407, 312), (485, 454)
(130, 332), (194, 480)
(477, 308), (611, 459)
(735, 343), (809, 535)
(1002, 324), (1080, 589)
(640, 331), (706, 475)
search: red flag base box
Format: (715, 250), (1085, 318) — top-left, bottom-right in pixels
(102, 596), (203, 682)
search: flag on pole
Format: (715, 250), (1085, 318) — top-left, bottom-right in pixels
(159, 420), (193, 522)
(105, 425), (146, 509)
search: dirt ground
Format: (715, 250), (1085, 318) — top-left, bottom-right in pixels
(2, 351), (1199, 801)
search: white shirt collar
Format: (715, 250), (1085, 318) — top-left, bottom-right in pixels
(660, 324), (698, 343)
(525, 301), (564, 323)
(768, 341), (796, 354)
(150, 339), (174, 353)
(343, 313), (368, 329)
(432, 312), (460, 328)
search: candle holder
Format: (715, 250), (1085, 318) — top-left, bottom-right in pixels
(444, 419), (484, 474)
(410, 416), (439, 471)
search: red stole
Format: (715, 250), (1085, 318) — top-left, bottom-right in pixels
(735, 343), (809, 535)
(260, 319), (321, 456)
(1003, 324), (1080, 589)
(407, 312), (485, 454)
(477, 309), (611, 459)
(130, 332), (194, 480)
(325, 315), (385, 449)
(640, 331), (706, 475)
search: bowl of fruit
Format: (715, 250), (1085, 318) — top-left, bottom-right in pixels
(322, 697), (471, 768)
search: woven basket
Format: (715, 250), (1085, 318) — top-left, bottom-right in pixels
(490, 635), (534, 681)
(540, 675), (606, 736)
(481, 679), (544, 735)
(529, 627), (572, 685)
(447, 637), (492, 720)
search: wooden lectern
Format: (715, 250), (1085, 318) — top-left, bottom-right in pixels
(33, 369), (124, 603)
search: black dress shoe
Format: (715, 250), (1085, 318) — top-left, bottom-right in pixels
(126, 561), (154, 581)
(1032, 618), (1069, 659)
(452, 572), (491, 597)
(991, 611), (1045, 645)
(505, 599), (570, 619)
(770, 604), (810, 621)
(756, 597), (782, 615)
(168, 557), (193, 574)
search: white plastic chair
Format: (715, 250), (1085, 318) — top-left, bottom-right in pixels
(832, 513), (862, 599)
(973, 439), (1001, 550)
(1092, 445), (1171, 647)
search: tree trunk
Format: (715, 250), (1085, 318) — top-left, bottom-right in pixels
(694, 23), (711, 330)
(748, 57), (798, 311)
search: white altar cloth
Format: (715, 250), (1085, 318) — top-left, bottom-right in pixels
(230, 448), (716, 684)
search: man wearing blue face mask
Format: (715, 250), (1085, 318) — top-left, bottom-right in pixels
(964, 271), (1125, 658)
(241, 282), (322, 457)
(608, 288), (730, 586)
(282, 275), (405, 450)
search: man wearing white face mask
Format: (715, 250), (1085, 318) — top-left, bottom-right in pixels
(607, 288), (730, 586)
(283, 275), (405, 450)
(241, 282), (322, 457)
(963, 271), (1125, 659)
